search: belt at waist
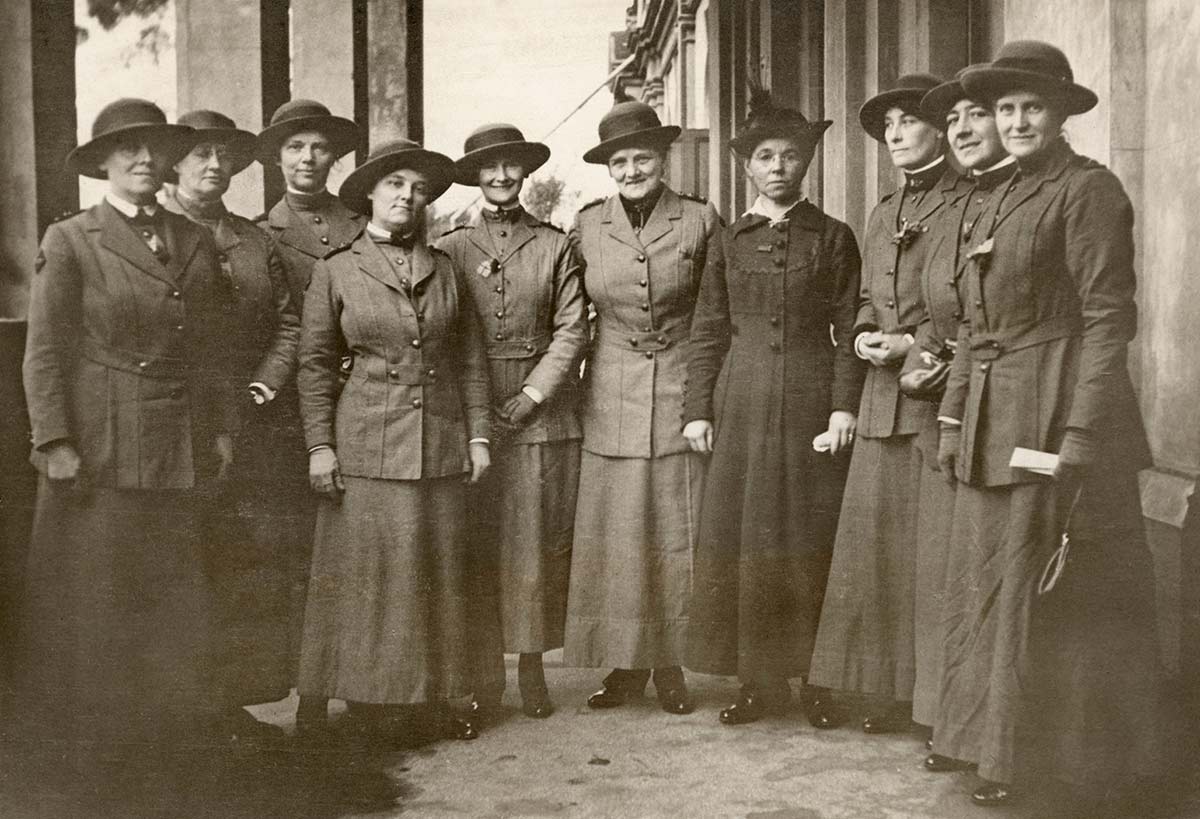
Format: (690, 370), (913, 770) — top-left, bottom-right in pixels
(348, 359), (438, 385)
(970, 314), (1081, 361)
(487, 334), (551, 360)
(79, 339), (189, 380)
(596, 323), (688, 352)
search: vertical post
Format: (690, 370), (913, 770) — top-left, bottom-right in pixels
(291, 0), (356, 192)
(260, 0), (291, 211)
(362, 0), (424, 147)
(822, 0), (867, 234)
(176, 0), (267, 217)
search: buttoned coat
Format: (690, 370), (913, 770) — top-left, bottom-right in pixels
(435, 209), (587, 445)
(165, 194), (300, 391)
(298, 232), (491, 480)
(683, 202), (865, 680)
(856, 163), (963, 439)
(572, 187), (722, 458)
(939, 139), (1150, 487)
(24, 201), (238, 489)
(258, 194), (364, 310)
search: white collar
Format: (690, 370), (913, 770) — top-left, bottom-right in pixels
(480, 200), (521, 213)
(105, 193), (158, 219)
(976, 154), (1017, 175)
(903, 155), (946, 176)
(367, 221), (416, 242)
(744, 194), (804, 225)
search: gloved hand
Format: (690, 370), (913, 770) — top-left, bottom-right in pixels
(937, 422), (962, 484)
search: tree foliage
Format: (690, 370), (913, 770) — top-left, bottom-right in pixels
(522, 176), (567, 226)
(87, 0), (170, 30)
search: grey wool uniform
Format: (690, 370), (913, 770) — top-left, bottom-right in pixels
(436, 207), (588, 692)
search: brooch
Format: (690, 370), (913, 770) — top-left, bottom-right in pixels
(891, 218), (927, 249)
(477, 258), (500, 278)
(966, 237), (994, 261)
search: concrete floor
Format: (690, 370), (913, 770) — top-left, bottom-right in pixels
(3, 652), (1199, 819)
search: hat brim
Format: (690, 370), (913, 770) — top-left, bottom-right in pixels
(859, 89), (940, 142)
(919, 81), (972, 125)
(960, 67), (1098, 116)
(582, 125), (682, 165)
(66, 123), (198, 180)
(255, 115), (360, 165)
(162, 127), (259, 184)
(728, 120), (832, 157)
(453, 141), (551, 186)
(338, 148), (456, 215)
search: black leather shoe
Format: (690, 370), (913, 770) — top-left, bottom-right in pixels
(443, 715), (479, 741)
(971, 782), (1014, 807)
(862, 706), (913, 734)
(521, 696), (554, 719)
(469, 697), (503, 724)
(587, 687), (629, 709)
(719, 693), (765, 725)
(807, 697), (849, 729)
(657, 687), (695, 715)
(924, 754), (976, 773)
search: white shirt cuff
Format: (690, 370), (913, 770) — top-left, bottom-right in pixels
(937, 416), (962, 426)
(468, 438), (490, 445)
(249, 382), (277, 404)
(308, 444), (334, 455)
(854, 332), (872, 360)
(521, 385), (545, 404)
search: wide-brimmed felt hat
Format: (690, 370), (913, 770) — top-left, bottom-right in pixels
(338, 139), (456, 215)
(729, 88), (832, 157)
(66, 98), (197, 180)
(961, 41), (1097, 116)
(165, 109), (258, 182)
(582, 100), (681, 165)
(920, 63), (993, 123)
(453, 123), (550, 186)
(255, 99), (359, 165)
(859, 73), (944, 142)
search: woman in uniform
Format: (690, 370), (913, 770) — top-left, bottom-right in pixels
(17, 98), (235, 787)
(935, 41), (1160, 808)
(163, 109), (301, 746)
(254, 98), (363, 737)
(683, 90), (865, 724)
(563, 99), (721, 715)
(298, 139), (491, 744)
(807, 74), (963, 734)
(437, 123), (588, 719)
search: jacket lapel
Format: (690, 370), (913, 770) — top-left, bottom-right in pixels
(96, 201), (178, 286)
(465, 221), (495, 260)
(991, 142), (1074, 233)
(638, 187), (680, 249)
(162, 215), (201, 283)
(908, 166), (961, 225)
(500, 214), (537, 262)
(604, 195), (644, 252)
(326, 204), (365, 251)
(409, 243), (438, 289)
(268, 199), (328, 259)
(356, 236), (406, 294)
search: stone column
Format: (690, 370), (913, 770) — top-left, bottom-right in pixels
(291, 0), (357, 193)
(175, 0), (265, 217)
(365, 0), (424, 147)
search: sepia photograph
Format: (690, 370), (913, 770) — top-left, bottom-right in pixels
(0, 0), (1198, 816)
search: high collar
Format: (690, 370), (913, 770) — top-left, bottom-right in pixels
(619, 185), (664, 216)
(902, 155), (946, 192)
(170, 187), (227, 224)
(480, 201), (524, 223)
(971, 155), (1018, 191)
(105, 193), (159, 219)
(285, 188), (336, 212)
(745, 195), (804, 225)
(367, 220), (417, 250)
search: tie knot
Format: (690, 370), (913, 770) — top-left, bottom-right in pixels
(132, 207), (157, 225)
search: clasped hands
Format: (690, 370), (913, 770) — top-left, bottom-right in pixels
(858, 331), (913, 368)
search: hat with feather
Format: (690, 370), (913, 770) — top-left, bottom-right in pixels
(728, 80), (832, 158)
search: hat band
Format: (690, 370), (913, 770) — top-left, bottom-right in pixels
(465, 131), (527, 153)
(991, 56), (1073, 83)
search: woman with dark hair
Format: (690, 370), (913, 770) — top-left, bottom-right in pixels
(16, 98), (235, 783)
(563, 100), (721, 715)
(935, 41), (1160, 807)
(807, 75), (964, 734)
(683, 90), (865, 725)
(298, 139), (491, 744)
(254, 98), (364, 738)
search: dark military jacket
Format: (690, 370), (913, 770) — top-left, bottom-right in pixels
(258, 190), (364, 310)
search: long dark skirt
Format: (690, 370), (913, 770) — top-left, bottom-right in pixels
(933, 466), (1161, 788)
(14, 480), (217, 748)
(912, 423), (957, 726)
(685, 421), (847, 685)
(298, 474), (473, 704)
(563, 451), (703, 669)
(808, 434), (922, 699)
(468, 439), (580, 695)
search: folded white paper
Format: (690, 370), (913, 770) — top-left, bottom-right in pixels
(1010, 447), (1058, 476)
